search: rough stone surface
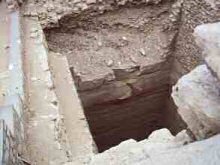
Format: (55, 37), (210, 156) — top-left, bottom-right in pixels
(0, 106), (22, 145)
(88, 129), (220, 165)
(22, 14), (72, 165)
(172, 65), (220, 140)
(172, 22), (220, 140)
(48, 52), (96, 164)
(194, 22), (220, 80)
(147, 128), (175, 142)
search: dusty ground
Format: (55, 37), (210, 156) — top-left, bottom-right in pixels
(46, 3), (174, 85)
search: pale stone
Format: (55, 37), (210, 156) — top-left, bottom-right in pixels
(174, 130), (192, 144)
(194, 22), (220, 80)
(89, 131), (220, 165)
(172, 65), (220, 139)
(148, 128), (174, 142)
(86, 0), (96, 4)
(139, 48), (146, 56)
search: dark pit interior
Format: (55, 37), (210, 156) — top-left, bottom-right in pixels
(45, 2), (186, 152)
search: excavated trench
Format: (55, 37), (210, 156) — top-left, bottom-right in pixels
(45, 2), (186, 152)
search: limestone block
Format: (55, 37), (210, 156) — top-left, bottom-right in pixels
(0, 120), (21, 165)
(89, 129), (220, 165)
(173, 130), (192, 145)
(80, 81), (132, 107)
(194, 22), (220, 79)
(147, 128), (175, 142)
(0, 106), (22, 142)
(172, 65), (220, 139)
(5, 94), (23, 118)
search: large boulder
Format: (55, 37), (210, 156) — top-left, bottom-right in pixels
(88, 129), (220, 165)
(194, 22), (220, 80)
(172, 22), (220, 140)
(172, 65), (220, 140)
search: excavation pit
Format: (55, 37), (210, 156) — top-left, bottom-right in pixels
(45, 3), (186, 152)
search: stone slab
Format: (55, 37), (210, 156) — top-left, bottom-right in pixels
(194, 22), (220, 80)
(172, 65), (220, 139)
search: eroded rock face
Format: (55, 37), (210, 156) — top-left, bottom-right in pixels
(30, 0), (166, 28)
(172, 22), (220, 140)
(88, 128), (220, 165)
(194, 22), (220, 80)
(172, 65), (220, 140)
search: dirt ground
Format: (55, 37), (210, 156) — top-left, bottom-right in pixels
(46, 3), (174, 84)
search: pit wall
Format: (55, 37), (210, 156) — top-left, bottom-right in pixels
(74, 60), (173, 152)
(88, 20), (220, 165)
